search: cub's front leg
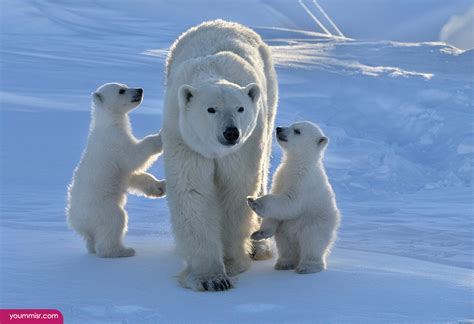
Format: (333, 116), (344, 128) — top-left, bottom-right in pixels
(128, 172), (166, 198)
(127, 133), (163, 170)
(247, 194), (301, 220)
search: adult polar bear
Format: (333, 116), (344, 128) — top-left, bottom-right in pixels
(162, 20), (278, 291)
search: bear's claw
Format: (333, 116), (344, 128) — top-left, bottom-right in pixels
(200, 277), (233, 291)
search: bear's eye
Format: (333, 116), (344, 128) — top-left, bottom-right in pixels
(207, 107), (216, 114)
(238, 107), (244, 113)
(119, 89), (126, 95)
(294, 129), (301, 135)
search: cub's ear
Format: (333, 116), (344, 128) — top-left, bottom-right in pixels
(178, 84), (196, 109)
(92, 92), (103, 105)
(243, 83), (260, 103)
(318, 136), (328, 146)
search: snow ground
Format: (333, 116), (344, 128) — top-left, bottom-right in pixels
(1, 0), (473, 323)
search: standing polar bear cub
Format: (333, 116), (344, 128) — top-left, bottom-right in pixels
(162, 20), (278, 291)
(67, 83), (166, 258)
(249, 122), (341, 273)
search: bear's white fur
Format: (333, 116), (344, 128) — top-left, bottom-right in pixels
(67, 83), (166, 258)
(248, 121), (340, 274)
(162, 20), (278, 291)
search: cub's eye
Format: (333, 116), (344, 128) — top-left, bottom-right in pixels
(294, 129), (301, 135)
(207, 107), (216, 114)
(238, 107), (244, 113)
(119, 89), (126, 95)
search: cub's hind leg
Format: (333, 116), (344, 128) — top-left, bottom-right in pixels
(94, 206), (135, 258)
(274, 222), (299, 270)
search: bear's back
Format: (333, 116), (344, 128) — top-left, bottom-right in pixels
(166, 20), (264, 79)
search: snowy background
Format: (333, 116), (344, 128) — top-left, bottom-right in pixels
(1, 0), (473, 322)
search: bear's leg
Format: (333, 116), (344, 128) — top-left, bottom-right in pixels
(274, 223), (299, 270)
(171, 188), (230, 291)
(94, 207), (135, 258)
(165, 146), (232, 291)
(296, 225), (332, 274)
(174, 201), (231, 291)
(220, 192), (253, 276)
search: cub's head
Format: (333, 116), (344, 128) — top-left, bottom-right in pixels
(276, 121), (328, 160)
(92, 83), (143, 114)
(177, 81), (261, 158)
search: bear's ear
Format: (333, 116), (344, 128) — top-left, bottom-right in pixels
(244, 83), (260, 103)
(92, 92), (103, 105)
(317, 136), (328, 146)
(178, 84), (196, 109)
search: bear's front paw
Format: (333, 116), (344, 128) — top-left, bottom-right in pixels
(194, 275), (234, 292)
(275, 260), (297, 270)
(247, 196), (266, 217)
(200, 275), (233, 292)
(251, 229), (273, 241)
(296, 261), (326, 274)
(147, 180), (166, 198)
(179, 269), (234, 292)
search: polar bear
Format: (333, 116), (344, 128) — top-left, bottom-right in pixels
(162, 20), (278, 291)
(248, 122), (341, 273)
(67, 83), (166, 258)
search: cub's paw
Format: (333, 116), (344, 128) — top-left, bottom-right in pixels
(247, 197), (265, 216)
(296, 261), (325, 274)
(147, 180), (166, 198)
(250, 239), (273, 260)
(274, 260), (297, 271)
(251, 229), (273, 241)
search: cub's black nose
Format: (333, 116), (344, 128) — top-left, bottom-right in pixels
(137, 88), (143, 95)
(276, 127), (282, 134)
(223, 127), (240, 143)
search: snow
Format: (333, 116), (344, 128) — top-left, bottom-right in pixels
(1, 0), (473, 322)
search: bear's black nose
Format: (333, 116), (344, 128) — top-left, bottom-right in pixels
(223, 127), (240, 143)
(276, 127), (282, 134)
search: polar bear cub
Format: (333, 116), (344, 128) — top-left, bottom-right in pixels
(67, 83), (166, 258)
(248, 121), (340, 273)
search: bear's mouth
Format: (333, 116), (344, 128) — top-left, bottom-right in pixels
(131, 93), (142, 103)
(277, 134), (288, 142)
(218, 138), (239, 146)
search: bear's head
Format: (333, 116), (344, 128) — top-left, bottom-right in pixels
(177, 81), (261, 158)
(92, 83), (144, 114)
(276, 121), (328, 160)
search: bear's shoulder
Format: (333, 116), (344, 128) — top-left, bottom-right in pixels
(166, 20), (263, 78)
